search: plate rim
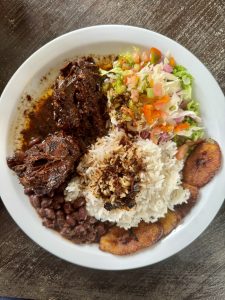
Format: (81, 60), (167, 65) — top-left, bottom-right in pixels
(0, 24), (225, 270)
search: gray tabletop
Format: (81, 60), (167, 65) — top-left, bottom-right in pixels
(0, 0), (225, 299)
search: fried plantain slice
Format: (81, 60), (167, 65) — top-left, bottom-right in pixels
(175, 183), (199, 218)
(159, 210), (181, 236)
(182, 140), (221, 187)
(182, 183), (199, 204)
(99, 221), (163, 255)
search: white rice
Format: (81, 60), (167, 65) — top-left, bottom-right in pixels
(65, 129), (189, 229)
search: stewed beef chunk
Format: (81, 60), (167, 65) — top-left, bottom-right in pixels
(7, 132), (80, 196)
(52, 57), (108, 137)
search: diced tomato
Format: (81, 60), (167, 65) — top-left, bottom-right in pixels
(153, 83), (162, 97)
(150, 47), (162, 64)
(133, 52), (140, 64)
(143, 103), (168, 124)
(159, 111), (168, 121)
(131, 89), (139, 102)
(151, 110), (162, 119)
(143, 104), (153, 123)
(174, 122), (190, 132)
(140, 95), (154, 104)
(160, 124), (174, 132)
(154, 95), (170, 110)
(126, 75), (139, 87)
(141, 50), (149, 63)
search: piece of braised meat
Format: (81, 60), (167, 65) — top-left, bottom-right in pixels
(7, 132), (80, 196)
(52, 57), (108, 138)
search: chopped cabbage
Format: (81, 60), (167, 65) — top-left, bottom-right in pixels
(173, 65), (193, 100)
(187, 100), (200, 115)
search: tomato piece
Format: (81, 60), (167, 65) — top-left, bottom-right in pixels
(133, 52), (140, 64)
(141, 50), (149, 63)
(160, 124), (174, 132)
(174, 122), (190, 132)
(126, 75), (139, 88)
(150, 47), (162, 64)
(154, 95), (170, 110)
(143, 104), (153, 123)
(130, 89), (139, 102)
(153, 83), (162, 97)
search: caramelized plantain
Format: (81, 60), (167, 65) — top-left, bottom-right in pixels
(183, 140), (221, 187)
(159, 210), (181, 236)
(182, 183), (199, 204)
(99, 221), (163, 255)
(176, 183), (199, 218)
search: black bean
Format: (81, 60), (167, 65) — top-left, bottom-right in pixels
(24, 188), (33, 195)
(87, 231), (97, 242)
(89, 216), (97, 224)
(56, 210), (65, 219)
(60, 227), (74, 238)
(44, 208), (55, 220)
(74, 225), (86, 236)
(54, 194), (65, 204)
(48, 191), (54, 198)
(72, 197), (85, 209)
(140, 130), (150, 139)
(78, 207), (87, 221)
(63, 202), (74, 214)
(42, 218), (55, 229)
(29, 195), (41, 208)
(33, 191), (110, 244)
(41, 197), (52, 208)
(66, 215), (76, 226)
(37, 208), (46, 218)
(55, 216), (66, 229)
(96, 224), (106, 237)
(52, 202), (61, 210)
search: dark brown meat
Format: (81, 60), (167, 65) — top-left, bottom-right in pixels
(7, 132), (80, 196)
(52, 58), (108, 140)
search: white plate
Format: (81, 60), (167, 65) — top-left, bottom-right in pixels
(0, 25), (225, 270)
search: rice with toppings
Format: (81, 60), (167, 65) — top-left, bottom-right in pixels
(65, 129), (189, 229)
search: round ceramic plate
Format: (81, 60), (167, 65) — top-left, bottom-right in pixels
(0, 25), (224, 270)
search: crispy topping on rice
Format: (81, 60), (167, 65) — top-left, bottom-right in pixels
(89, 135), (143, 211)
(65, 129), (190, 229)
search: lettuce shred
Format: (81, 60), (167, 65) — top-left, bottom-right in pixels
(187, 100), (200, 115)
(191, 129), (204, 141)
(173, 65), (193, 99)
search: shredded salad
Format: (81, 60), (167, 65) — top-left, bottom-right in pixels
(101, 47), (204, 145)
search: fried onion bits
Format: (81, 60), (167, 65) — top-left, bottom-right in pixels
(183, 140), (221, 188)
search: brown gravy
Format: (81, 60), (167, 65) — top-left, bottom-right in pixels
(21, 95), (58, 150)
